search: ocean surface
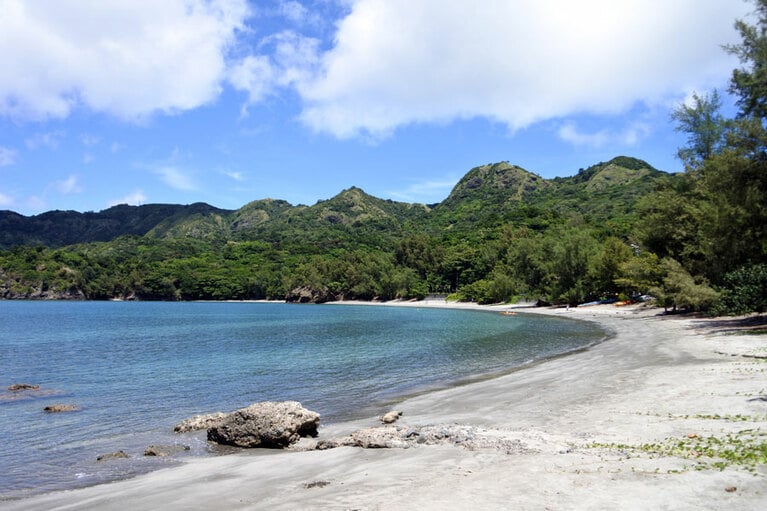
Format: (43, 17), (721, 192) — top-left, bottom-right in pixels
(0, 301), (604, 500)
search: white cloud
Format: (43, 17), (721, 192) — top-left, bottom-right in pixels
(55, 174), (83, 195)
(154, 165), (197, 191)
(25, 130), (65, 149)
(0, 146), (17, 166)
(108, 189), (147, 207)
(298, 0), (750, 139)
(80, 134), (100, 146)
(558, 121), (653, 148)
(0, 0), (250, 121)
(388, 177), (458, 203)
(221, 169), (246, 181)
(0, 191), (13, 207)
(229, 30), (320, 113)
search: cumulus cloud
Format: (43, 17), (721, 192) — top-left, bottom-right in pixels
(0, 0), (249, 121)
(298, 0), (750, 139)
(108, 189), (148, 207)
(229, 30), (320, 113)
(0, 146), (17, 166)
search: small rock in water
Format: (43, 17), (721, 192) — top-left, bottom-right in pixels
(144, 444), (191, 457)
(43, 404), (78, 413)
(381, 410), (403, 424)
(97, 450), (129, 461)
(8, 383), (40, 392)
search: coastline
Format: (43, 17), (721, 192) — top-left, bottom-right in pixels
(3, 301), (766, 510)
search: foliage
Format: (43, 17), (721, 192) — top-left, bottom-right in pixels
(712, 263), (767, 315)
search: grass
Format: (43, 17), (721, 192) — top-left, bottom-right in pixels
(589, 429), (767, 474)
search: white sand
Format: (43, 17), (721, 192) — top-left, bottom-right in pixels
(3, 302), (766, 510)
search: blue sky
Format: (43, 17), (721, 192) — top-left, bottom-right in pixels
(0, 0), (754, 215)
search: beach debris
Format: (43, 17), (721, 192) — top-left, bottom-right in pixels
(173, 412), (227, 433)
(97, 450), (129, 461)
(725, 486), (737, 493)
(43, 403), (78, 413)
(8, 383), (40, 392)
(381, 410), (403, 424)
(687, 433), (698, 439)
(144, 444), (191, 457)
(207, 401), (320, 449)
(304, 480), (331, 489)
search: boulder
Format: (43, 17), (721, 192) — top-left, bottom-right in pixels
(43, 404), (77, 413)
(381, 410), (403, 424)
(207, 401), (320, 448)
(144, 444), (191, 457)
(173, 412), (227, 433)
(8, 383), (40, 391)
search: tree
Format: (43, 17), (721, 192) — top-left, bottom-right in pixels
(726, 0), (767, 120)
(671, 90), (727, 170)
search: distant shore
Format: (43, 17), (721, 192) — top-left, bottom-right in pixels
(3, 301), (766, 510)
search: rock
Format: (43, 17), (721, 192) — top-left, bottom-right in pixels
(144, 444), (191, 457)
(381, 410), (403, 424)
(8, 383), (40, 391)
(207, 401), (320, 448)
(43, 404), (77, 413)
(173, 412), (227, 433)
(285, 286), (334, 304)
(97, 450), (129, 461)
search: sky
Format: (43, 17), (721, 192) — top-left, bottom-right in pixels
(0, 0), (756, 216)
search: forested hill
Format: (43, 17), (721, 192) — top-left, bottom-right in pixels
(0, 202), (234, 249)
(0, 156), (660, 249)
(0, 155), (688, 306)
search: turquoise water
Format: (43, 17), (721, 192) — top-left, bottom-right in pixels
(0, 301), (603, 499)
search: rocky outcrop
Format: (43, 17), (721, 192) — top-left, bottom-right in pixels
(173, 412), (227, 433)
(207, 401), (320, 448)
(309, 424), (530, 454)
(43, 404), (78, 413)
(285, 286), (335, 304)
(144, 444), (191, 457)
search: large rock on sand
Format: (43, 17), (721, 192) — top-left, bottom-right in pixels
(207, 401), (320, 448)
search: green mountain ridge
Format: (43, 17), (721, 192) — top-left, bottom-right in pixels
(0, 156), (665, 250)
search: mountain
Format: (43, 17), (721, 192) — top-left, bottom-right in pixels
(0, 203), (233, 249)
(0, 156), (667, 250)
(0, 155), (675, 303)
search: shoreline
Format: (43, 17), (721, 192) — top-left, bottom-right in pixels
(3, 301), (766, 509)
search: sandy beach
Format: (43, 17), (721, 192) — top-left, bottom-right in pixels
(3, 302), (766, 510)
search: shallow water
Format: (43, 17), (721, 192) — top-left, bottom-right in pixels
(0, 301), (603, 499)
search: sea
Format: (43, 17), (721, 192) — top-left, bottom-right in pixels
(0, 301), (604, 500)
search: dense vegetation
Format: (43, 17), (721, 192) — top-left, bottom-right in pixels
(1, 2), (766, 314)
